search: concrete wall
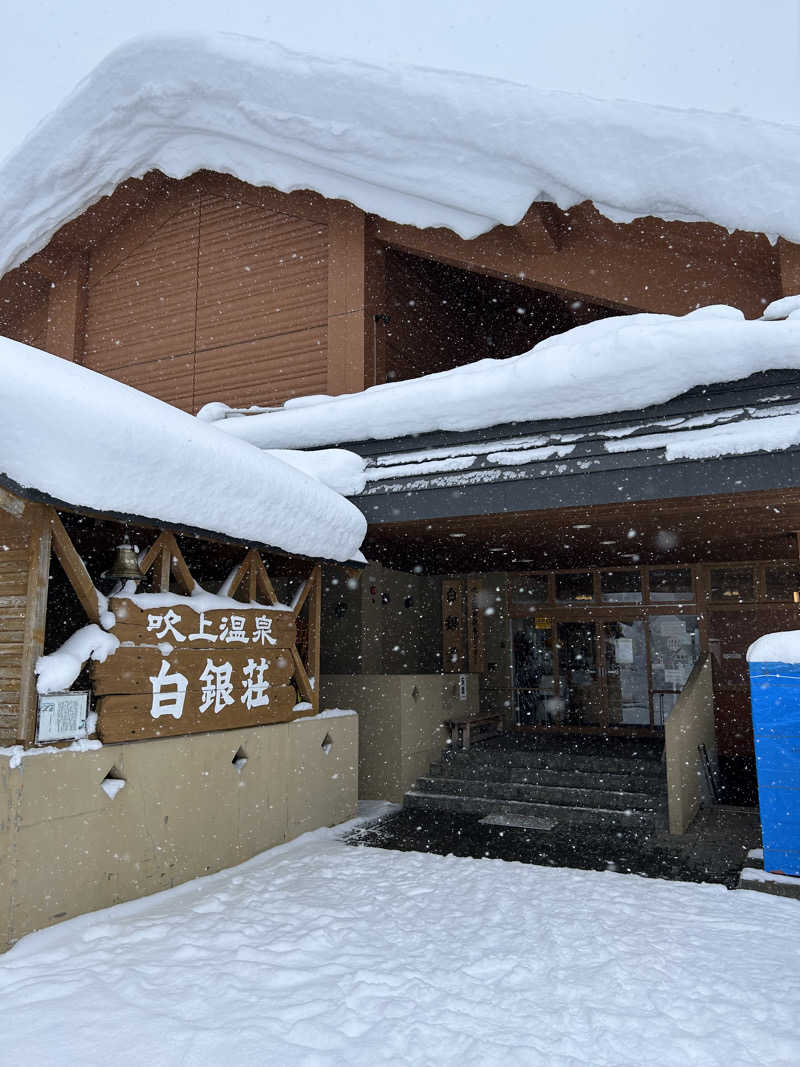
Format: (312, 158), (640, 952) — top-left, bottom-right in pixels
(322, 673), (478, 803)
(0, 712), (357, 951)
(665, 655), (716, 834)
(321, 564), (442, 676)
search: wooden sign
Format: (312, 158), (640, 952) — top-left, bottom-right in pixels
(93, 599), (304, 743)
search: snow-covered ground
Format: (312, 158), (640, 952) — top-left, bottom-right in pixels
(1, 810), (798, 1067)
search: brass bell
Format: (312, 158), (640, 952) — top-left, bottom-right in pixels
(102, 535), (145, 584)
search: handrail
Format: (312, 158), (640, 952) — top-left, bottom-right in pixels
(664, 653), (716, 835)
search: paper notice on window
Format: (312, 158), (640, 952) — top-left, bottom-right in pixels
(663, 668), (686, 686)
(615, 638), (634, 665)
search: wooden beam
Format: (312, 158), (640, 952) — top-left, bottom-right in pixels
(44, 252), (89, 362)
(222, 552), (251, 600)
(17, 505), (51, 744)
(371, 206), (777, 318)
(49, 511), (101, 624)
(160, 531), (195, 594)
(252, 554), (279, 605)
(0, 486), (25, 518)
(307, 565), (322, 712)
(291, 577), (312, 618)
(327, 200), (368, 395)
(290, 646), (314, 706)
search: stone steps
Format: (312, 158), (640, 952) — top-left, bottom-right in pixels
(404, 789), (658, 830)
(437, 750), (665, 779)
(412, 775), (663, 812)
(429, 762), (664, 795)
(403, 735), (667, 831)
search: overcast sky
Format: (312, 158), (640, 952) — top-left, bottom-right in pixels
(3, 0), (799, 160)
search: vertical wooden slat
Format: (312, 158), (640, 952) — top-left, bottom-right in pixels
(327, 201), (368, 396)
(157, 547), (172, 593)
(17, 505), (51, 744)
(307, 565), (322, 713)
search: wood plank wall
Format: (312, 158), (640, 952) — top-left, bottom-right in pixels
(0, 513), (28, 740)
(82, 185), (330, 412)
(5, 168), (795, 416)
(0, 504), (50, 744)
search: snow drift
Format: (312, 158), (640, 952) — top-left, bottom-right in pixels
(0, 337), (366, 562)
(206, 303), (800, 449)
(3, 32), (800, 281)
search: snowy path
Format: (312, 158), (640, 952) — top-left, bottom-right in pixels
(1, 818), (799, 1067)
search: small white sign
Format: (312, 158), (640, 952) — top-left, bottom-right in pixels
(458, 674), (468, 701)
(36, 691), (90, 744)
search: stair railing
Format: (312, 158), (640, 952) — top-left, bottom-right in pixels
(664, 653), (716, 835)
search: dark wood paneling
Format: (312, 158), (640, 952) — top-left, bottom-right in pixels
(193, 327), (327, 410)
(196, 196), (327, 350)
(84, 198), (199, 380)
(82, 182), (330, 412)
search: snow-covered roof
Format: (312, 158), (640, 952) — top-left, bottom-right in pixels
(203, 303), (800, 452)
(354, 391), (800, 504)
(3, 32), (800, 280)
(0, 337), (366, 563)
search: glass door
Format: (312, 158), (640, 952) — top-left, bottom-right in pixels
(512, 617), (556, 725)
(556, 621), (602, 726)
(602, 619), (650, 726)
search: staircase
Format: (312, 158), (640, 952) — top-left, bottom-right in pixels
(404, 734), (668, 832)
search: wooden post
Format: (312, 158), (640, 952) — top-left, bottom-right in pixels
(327, 202), (368, 396)
(308, 565), (322, 713)
(44, 253), (88, 362)
(778, 238), (800, 296)
(139, 531), (194, 594)
(17, 505), (52, 744)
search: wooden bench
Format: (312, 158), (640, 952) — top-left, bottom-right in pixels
(442, 712), (503, 750)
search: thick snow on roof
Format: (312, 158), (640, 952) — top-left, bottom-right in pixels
(206, 303), (800, 450)
(0, 338), (366, 563)
(3, 31), (800, 279)
(4, 0), (798, 157)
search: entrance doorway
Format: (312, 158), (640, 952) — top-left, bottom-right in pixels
(512, 612), (700, 732)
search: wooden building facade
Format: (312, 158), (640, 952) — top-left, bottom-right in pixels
(2, 168), (798, 414)
(4, 165), (800, 813)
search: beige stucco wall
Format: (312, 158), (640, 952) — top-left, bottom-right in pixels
(0, 712), (357, 951)
(665, 655), (716, 834)
(321, 673), (478, 803)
